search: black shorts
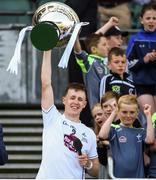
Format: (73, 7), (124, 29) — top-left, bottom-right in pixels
(135, 84), (156, 96)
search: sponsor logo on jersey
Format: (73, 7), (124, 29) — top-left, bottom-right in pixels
(119, 136), (127, 143)
(112, 85), (120, 94)
(64, 133), (78, 153)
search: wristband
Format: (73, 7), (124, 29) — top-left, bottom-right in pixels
(84, 161), (93, 170)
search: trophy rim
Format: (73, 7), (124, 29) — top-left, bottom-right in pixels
(32, 1), (80, 26)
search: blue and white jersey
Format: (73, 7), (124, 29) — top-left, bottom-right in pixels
(100, 72), (136, 98)
(109, 124), (146, 178)
(126, 28), (156, 85)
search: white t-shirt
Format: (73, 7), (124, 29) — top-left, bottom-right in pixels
(36, 105), (98, 179)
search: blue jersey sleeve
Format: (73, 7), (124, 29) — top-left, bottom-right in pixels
(108, 125), (119, 141)
(0, 125), (8, 165)
(126, 35), (146, 72)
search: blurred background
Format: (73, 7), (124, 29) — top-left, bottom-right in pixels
(0, 0), (152, 179)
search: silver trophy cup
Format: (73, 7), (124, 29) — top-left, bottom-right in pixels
(30, 2), (80, 50)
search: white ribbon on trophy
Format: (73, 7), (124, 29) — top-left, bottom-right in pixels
(58, 22), (86, 68)
(6, 22), (87, 75)
(6, 2), (89, 75)
(7, 26), (33, 75)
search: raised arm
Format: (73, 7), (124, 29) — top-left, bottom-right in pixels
(99, 109), (117, 139)
(144, 104), (155, 144)
(41, 50), (54, 110)
(74, 35), (82, 54)
(95, 16), (119, 35)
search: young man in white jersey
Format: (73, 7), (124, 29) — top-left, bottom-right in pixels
(36, 50), (99, 179)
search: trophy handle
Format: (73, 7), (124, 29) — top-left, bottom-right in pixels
(30, 21), (60, 51)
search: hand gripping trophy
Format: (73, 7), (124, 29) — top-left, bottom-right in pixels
(7, 1), (88, 74)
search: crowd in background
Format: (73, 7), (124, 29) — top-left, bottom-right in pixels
(0, 0), (155, 179)
(31, 0), (156, 179)
(68, 0), (156, 178)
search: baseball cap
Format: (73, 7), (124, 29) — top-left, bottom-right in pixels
(104, 26), (128, 37)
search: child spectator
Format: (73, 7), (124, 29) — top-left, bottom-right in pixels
(100, 47), (136, 98)
(99, 95), (155, 178)
(92, 103), (106, 135)
(104, 26), (128, 49)
(74, 33), (109, 109)
(74, 17), (119, 109)
(100, 91), (119, 122)
(126, 2), (156, 115)
(73, 17), (121, 109)
(130, 0), (151, 29)
(91, 103), (108, 179)
(91, 91), (119, 178)
(101, 91), (142, 128)
(96, 16), (128, 49)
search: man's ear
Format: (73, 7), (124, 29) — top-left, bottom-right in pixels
(83, 100), (87, 109)
(62, 96), (65, 105)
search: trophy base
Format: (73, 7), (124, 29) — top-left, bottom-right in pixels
(30, 21), (60, 51)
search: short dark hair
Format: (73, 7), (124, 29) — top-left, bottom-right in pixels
(108, 47), (125, 62)
(104, 26), (128, 37)
(140, 2), (156, 17)
(84, 33), (105, 53)
(64, 82), (87, 97)
(101, 91), (119, 107)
